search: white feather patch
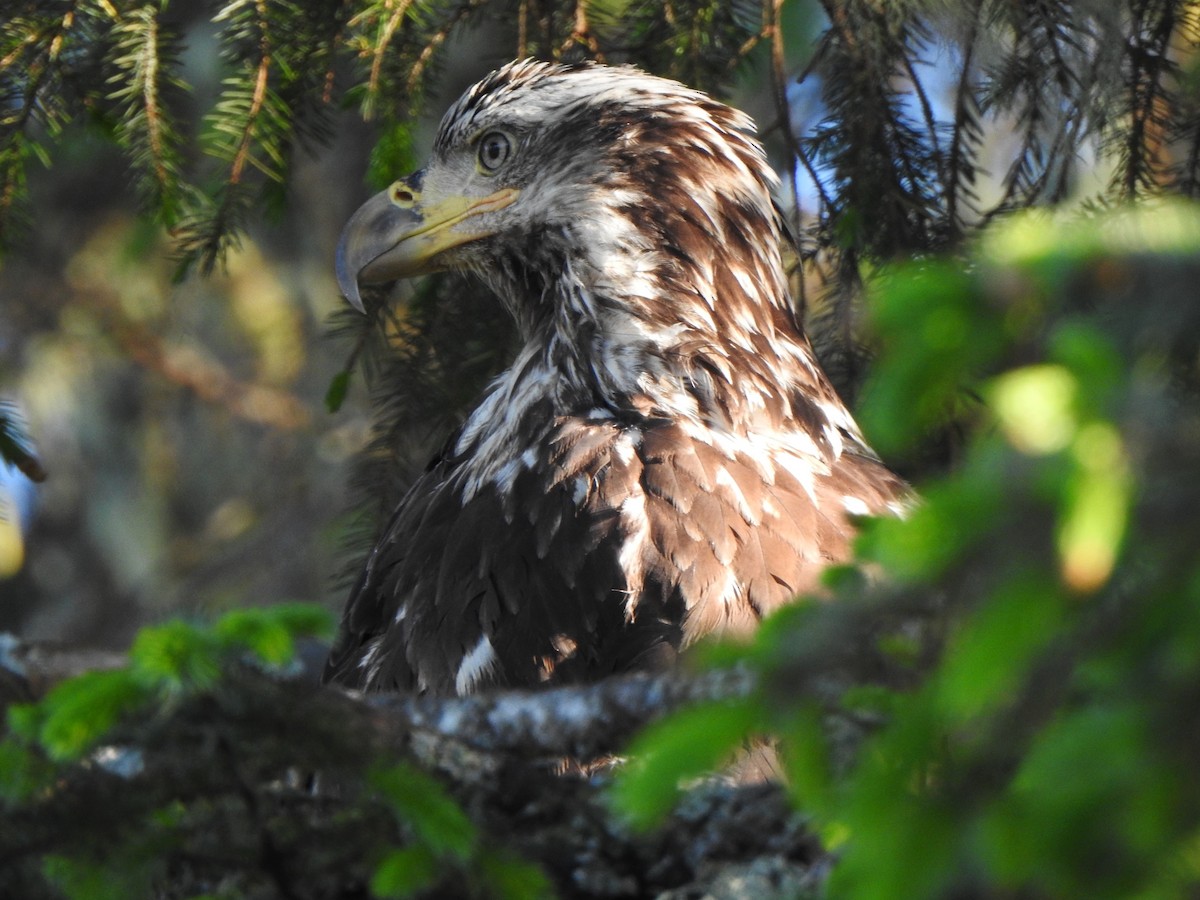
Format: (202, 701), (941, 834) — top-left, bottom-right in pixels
(842, 495), (872, 517)
(617, 490), (650, 621)
(714, 464), (759, 525)
(455, 634), (498, 695)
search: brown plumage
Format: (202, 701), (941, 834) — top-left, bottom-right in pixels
(325, 60), (908, 695)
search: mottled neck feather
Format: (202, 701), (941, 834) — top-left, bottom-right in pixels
(456, 61), (873, 479)
(477, 183), (855, 447)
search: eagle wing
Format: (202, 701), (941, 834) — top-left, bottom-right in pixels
(323, 415), (673, 694)
(324, 412), (904, 694)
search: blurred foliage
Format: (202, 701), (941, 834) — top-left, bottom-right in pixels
(0, 0), (781, 273)
(7, 603), (333, 762)
(613, 202), (1200, 898)
(10, 0), (1198, 268)
(0, 602), (551, 899)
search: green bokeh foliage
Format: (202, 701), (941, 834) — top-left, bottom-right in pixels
(612, 202), (1200, 899)
(0, 603), (549, 899)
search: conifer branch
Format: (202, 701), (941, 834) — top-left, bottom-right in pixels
(945, 0), (984, 238)
(216, 0), (276, 187)
(404, 0), (492, 97)
(1164, 4), (1200, 195)
(360, 0), (417, 120)
(0, 402), (46, 484)
(1118, 0), (1179, 198)
(108, 4), (184, 219)
(811, 0), (939, 256)
(900, 51), (940, 165)
(765, 2), (793, 182)
(0, 2), (88, 247)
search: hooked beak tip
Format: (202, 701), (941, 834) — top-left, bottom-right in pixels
(344, 285), (366, 315)
(334, 236), (368, 314)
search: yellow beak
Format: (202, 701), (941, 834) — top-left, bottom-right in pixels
(335, 176), (520, 311)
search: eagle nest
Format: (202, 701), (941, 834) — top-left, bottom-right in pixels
(326, 60), (907, 696)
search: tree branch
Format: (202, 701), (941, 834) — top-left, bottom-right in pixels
(366, 665), (757, 763)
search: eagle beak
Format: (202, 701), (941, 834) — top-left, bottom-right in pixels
(335, 176), (520, 312)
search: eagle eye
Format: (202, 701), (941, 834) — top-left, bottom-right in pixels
(477, 131), (512, 173)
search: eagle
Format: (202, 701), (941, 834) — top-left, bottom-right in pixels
(324, 60), (907, 696)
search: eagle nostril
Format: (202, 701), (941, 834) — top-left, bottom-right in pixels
(392, 185), (416, 205)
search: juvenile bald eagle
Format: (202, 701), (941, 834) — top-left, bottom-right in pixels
(325, 60), (907, 695)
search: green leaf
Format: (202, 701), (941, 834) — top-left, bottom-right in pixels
(989, 365), (1079, 455)
(43, 853), (156, 900)
(829, 789), (959, 900)
(476, 849), (553, 900)
(34, 669), (149, 761)
(0, 737), (57, 803)
(979, 704), (1171, 896)
(325, 368), (353, 413)
(5, 701), (42, 742)
(742, 599), (821, 668)
(935, 570), (1064, 721)
(610, 699), (760, 829)
(855, 448), (1007, 584)
(859, 260), (999, 455)
(780, 704), (834, 816)
(371, 845), (439, 898)
(1049, 323), (1123, 413)
(371, 763), (477, 861)
(129, 620), (222, 692)
(828, 697), (960, 900)
(263, 601), (336, 638)
(1059, 423), (1130, 593)
(215, 610), (294, 666)
(214, 603), (333, 665)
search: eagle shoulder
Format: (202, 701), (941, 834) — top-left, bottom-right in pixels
(324, 413), (675, 694)
(324, 410), (905, 695)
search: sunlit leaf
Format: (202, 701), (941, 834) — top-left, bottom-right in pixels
(129, 621), (222, 692)
(1059, 423), (1130, 593)
(34, 670), (149, 761)
(989, 365), (1078, 455)
(214, 603), (333, 665)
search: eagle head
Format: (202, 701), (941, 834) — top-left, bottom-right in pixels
(337, 60), (807, 421)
